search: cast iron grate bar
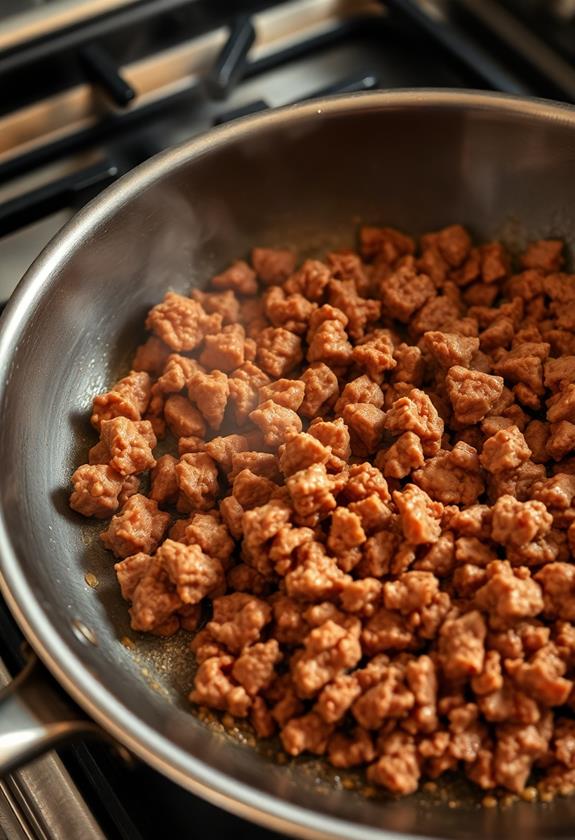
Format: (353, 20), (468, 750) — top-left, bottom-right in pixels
(80, 43), (137, 108)
(0, 0), (231, 75)
(213, 99), (268, 125)
(385, 0), (530, 96)
(0, 16), (364, 187)
(214, 73), (379, 124)
(204, 13), (256, 100)
(451, 0), (575, 102)
(0, 160), (118, 238)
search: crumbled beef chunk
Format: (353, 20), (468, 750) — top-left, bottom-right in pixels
(351, 331), (395, 379)
(394, 484), (442, 545)
(283, 259), (332, 300)
(132, 337), (170, 376)
(307, 318), (353, 367)
(431, 224), (472, 267)
(422, 331), (479, 369)
(491, 495), (552, 548)
(232, 639), (283, 695)
(292, 619), (362, 698)
(486, 459), (546, 504)
(265, 286), (317, 335)
(191, 288), (240, 325)
(367, 731), (420, 794)
(286, 463), (336, 522)
(446, 366), (504, 425)
(145, 292), (221, 351)
(199, 324), (245, 372)
(73, 225), (575, 802)
(98, 417), (156, 476)
(157, 539), (224, 604)
(257, 327), (303, 378)
(150, 454), (179, 506)
(212, 260), (257, 295)
(378, 432), (424, 479)
(190, 655), (251, 716)
(328, 279), (380, 339)
(475, 561), (544, 629)
(506, 644), (571, 707)
(342, 403), (386, 454)
(187, 370), (229, 430)
(358, 531), (401, 579)
(115, 552), (152, 601)
(176, 453), (219, 511)
(164, 394), (206, 438)
(230, 451), (279, 482)
(392, 343), (424, 386)
(251, 248), (296, 285)
(380, 262), (435, 322)
(524, 419), (550, 463)
(279, 433), (331, 477)
(181, 512), (234, 563)
(494, 343), (549, 395)
(232, 469), (276, 509)
(91, 370), (152, 430)
(536, 563), (575, 620)
(101, 494), (170, 558)
(547, 384), (575, 424)
(250, 696), (276, 738)
(129, 557), (182, 634)
(205, 433), (248, 472)
(343, 462), (391, 504)
(299, 363), (339, 417)
(335, 375), (384, 414)
(207, 593), (272, 653)
(327, 250), (370, 292)
(438, 611), (486, 681)
(384, 388), (444, 455)
(328, 727), (375, 767)
(259, 378), (305, 411)
(410, 294), (461, 338)
(544, 356), (575, 391)
(308, 417), (351, 464)
(494, 714), (553, 793)
(414, 533), (455, 577)
(228, 362), (270, 424)
(249, 400), (302, 448)
(360, 225), (415, 263)
(534, 473), (575, 510)
(285, 543), (348, 600)
(280, 712), (333, 756)
(547, 421), (575, 461)
(328, 508), (366, 555)
(70, 464), (126, 518)
(521, 239), (564, 272)
(177, 435), (206, 456)
(413, 442), (484, 505)
(480, 425), (532, 473)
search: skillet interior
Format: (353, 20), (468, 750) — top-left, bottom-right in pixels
(2, 91), (575, 839)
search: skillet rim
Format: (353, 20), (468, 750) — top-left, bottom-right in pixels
(2, 89), (575, 839)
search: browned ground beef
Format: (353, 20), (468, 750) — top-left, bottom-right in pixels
(70, 225), (575, 799)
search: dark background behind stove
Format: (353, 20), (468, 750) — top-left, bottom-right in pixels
(2, 0), (575, 836)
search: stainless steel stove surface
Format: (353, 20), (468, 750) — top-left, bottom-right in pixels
(2, 0), (575, 836)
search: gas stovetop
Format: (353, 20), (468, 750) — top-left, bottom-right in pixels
(2, 0), (575, 836)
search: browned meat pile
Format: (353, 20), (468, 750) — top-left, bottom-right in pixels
(70, 225), (575, 799)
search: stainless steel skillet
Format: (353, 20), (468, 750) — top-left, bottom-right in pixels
(1, 90), (575, 839)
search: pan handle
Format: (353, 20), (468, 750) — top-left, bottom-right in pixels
(0, 654), (104, 774)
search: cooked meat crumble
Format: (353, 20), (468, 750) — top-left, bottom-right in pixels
(71, 225), (575, 800)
